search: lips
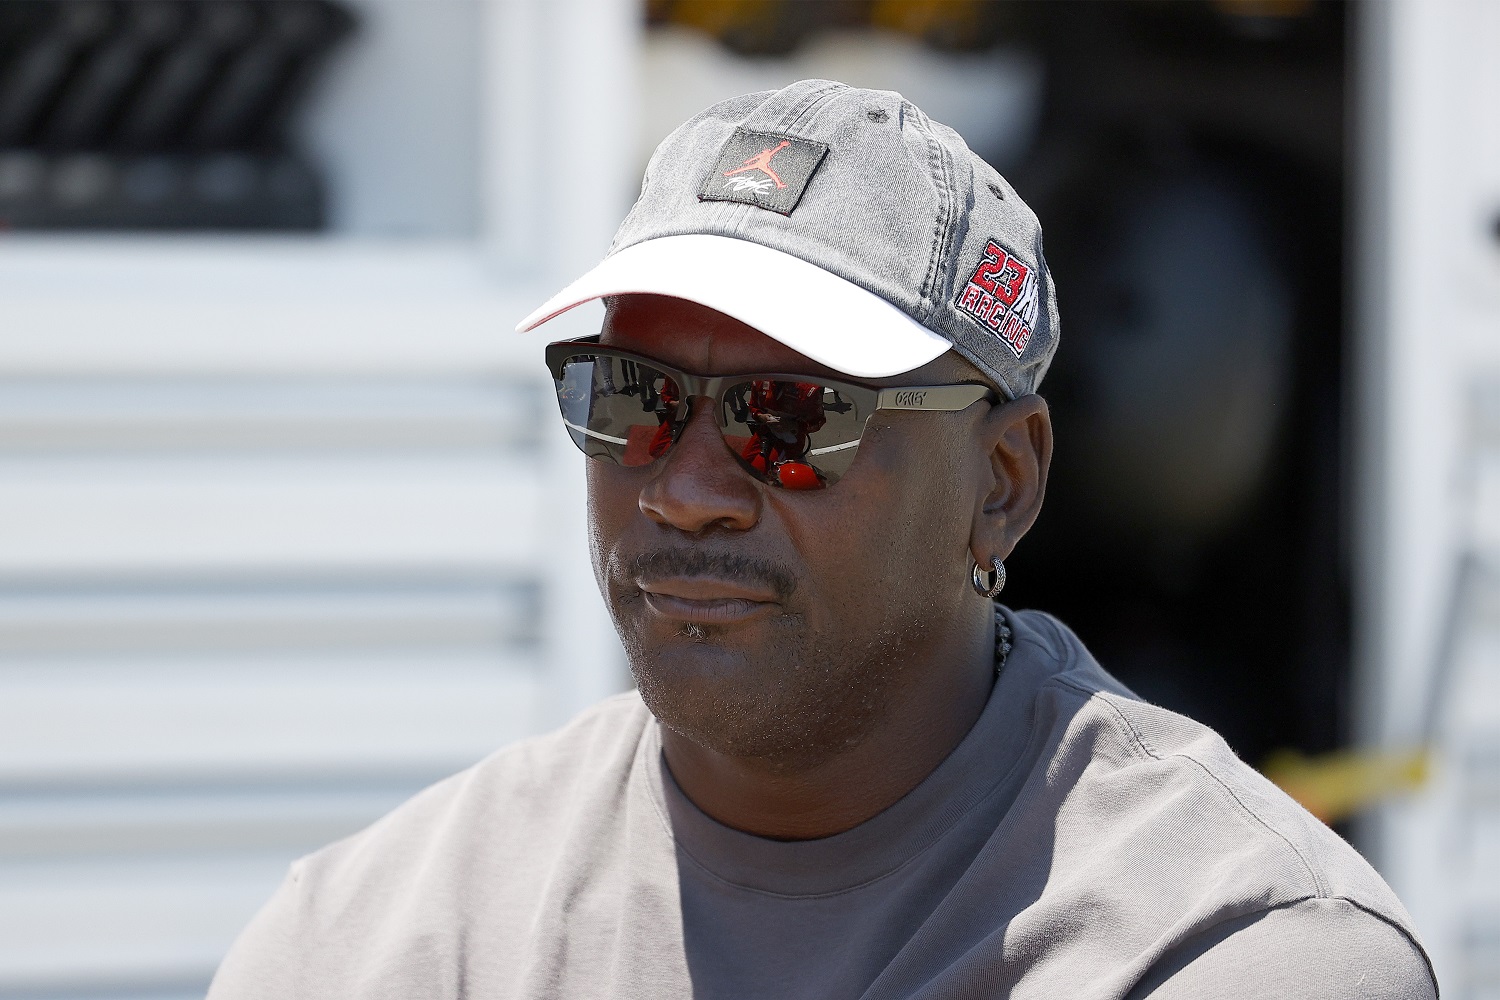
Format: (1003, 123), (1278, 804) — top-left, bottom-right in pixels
(636, 575), (781, 625)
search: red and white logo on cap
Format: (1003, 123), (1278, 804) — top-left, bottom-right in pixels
(700, 128), (829, 217)
(723, 139), (791, 189)
(955, 240), (1040, 358)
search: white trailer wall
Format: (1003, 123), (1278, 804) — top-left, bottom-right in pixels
(0, 2), (637, 995)
(1358, 1), (1500, 995)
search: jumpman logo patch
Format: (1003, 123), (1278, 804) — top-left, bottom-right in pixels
(700, 129), (829, 216)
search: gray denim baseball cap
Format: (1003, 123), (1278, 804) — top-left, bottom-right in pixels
(517, 79), (1059, 399)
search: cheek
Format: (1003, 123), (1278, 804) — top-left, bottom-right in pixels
(850, 429), (977, 573)
(780, 430), (974, 602)
(584, 464), (640, 587)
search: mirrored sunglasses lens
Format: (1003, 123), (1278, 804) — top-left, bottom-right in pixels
(722, 380), (863, 489)
(555, 355), (682, 467)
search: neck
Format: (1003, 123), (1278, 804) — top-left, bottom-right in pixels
(659, 601), (999, 841)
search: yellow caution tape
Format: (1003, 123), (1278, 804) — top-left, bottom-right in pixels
(1262, 747), (1430, 825)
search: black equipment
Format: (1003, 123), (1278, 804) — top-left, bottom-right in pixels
(0, 0), (354, 230)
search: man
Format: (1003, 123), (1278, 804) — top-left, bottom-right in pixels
(209, 81), (1435, 999)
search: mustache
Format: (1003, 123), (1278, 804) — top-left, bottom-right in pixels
(628, 548), (798, 602)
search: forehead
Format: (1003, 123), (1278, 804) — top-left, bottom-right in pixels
(599, 294), (981, 387)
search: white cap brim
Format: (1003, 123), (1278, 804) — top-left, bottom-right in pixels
(515, 234), (950, 378)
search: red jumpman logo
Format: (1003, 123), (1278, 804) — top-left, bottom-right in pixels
(724, 140), (790, 189)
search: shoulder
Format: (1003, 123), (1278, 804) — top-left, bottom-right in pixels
(300, 689), (651, 888)
(207, 691), (653, 997)
(1130, 898), (1437, 1000)
(1001, 610), (1434, 992)
(1011, 611), (1411, 907)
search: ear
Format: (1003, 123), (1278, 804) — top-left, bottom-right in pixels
(969, 394), (1052, 570)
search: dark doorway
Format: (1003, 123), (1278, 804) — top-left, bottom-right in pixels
(1004, 1), (1350, 768)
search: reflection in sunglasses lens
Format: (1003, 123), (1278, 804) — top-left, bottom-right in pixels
(556, 356), (682, 468)
(726, 380), (829, 488)
(555, 357), (866, 488)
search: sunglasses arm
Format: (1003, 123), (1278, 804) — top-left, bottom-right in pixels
(874, 385), (998, 412)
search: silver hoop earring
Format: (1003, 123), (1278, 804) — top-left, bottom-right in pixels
(971, 556), (1006, 599)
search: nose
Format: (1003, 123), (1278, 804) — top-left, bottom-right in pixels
(638, 398), (763, 534)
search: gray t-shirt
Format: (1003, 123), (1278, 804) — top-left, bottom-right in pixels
(208, 610), (1437, 999)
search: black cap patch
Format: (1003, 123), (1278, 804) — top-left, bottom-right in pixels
(699, 129), (829, 216)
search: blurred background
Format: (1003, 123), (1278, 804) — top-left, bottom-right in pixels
(0, 0), (1494, 996)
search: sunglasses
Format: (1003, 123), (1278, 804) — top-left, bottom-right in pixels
(545, 338), (1000, 490)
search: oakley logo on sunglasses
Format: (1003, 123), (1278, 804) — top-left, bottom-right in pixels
(956, 240), (1041, 359)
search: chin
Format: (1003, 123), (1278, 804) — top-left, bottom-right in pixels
(625, 633), (885, 771)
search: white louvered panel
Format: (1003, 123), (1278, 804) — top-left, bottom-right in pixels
(1367, 2), (1500, 988)
(1400, 379), (1500, 999)
(0, 788), (432, 991)
(0, 238), (621, 997)
(0, 241), (544, 378)
(0, 454), (546, 578)
(0, 0), (633, 989)
(0, 377), (543, 452)
(0, 854), (303, 997)
(0, 584), (536, 657)
(0, 785), (426, 860)
(1455, 386), (1500, 998)
(0, 650), (542, 784)
(1452, 643), (1500, 1000)
(1476, 398), (1500, 557)
(0, 295), (530, 376)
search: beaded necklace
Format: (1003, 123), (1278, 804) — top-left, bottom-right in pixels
(994, 607), (1013, 677)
